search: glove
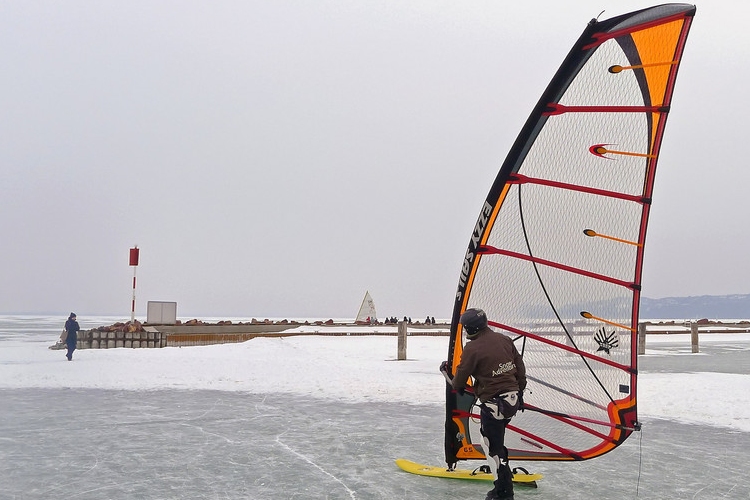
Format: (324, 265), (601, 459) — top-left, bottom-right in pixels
(518, 391), (525, 412)
(439, 361), (450, 373)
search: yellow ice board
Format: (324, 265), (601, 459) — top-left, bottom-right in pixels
(395, 458), (542, 486)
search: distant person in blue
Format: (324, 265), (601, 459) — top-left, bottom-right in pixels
(64, 313), (80, 361)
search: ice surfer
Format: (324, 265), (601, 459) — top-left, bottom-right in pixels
(440, 308), (526, 500)
(64, 313), (80, 361)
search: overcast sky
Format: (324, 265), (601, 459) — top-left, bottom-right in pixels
(1, 1), (746, 319)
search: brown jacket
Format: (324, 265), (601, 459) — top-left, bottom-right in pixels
(452, 326), (526, 402)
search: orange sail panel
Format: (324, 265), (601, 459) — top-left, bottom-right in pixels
(445, 4), (695, 465)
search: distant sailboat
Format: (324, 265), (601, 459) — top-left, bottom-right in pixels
(355, 291), (378, 324)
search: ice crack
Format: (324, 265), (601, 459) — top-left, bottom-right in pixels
(275, 435), (356, 499)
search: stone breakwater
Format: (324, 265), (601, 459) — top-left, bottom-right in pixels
(78, 323), (166, 349)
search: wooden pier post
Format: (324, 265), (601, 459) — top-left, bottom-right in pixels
(397, 321), (407, 360)
(637, 323), (647, 355)
(691, 322), (699, 353)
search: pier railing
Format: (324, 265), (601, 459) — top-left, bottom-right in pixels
(73, 320), (749, 353)
(75, 322), (451, 349)
(637, 321), (750, 354)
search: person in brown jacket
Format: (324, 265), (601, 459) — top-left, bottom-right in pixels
(440, 308), (527, 500)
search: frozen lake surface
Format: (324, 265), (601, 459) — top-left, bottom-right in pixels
(1, 316), (749, 499)
(3, 389), (749, 500)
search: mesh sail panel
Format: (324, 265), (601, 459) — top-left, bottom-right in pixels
(445, 4), (695, 464)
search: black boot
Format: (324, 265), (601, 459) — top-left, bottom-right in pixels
(490, 462), (514, 500)
(485, 490), (513, 500)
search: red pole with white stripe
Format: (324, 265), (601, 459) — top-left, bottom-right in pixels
(129, 246), (140, 322)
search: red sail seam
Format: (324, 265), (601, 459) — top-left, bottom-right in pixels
(524, 404), (619, 438)
(508, 173), (648, 204)
(452, 409), (480, 419)
(489, 321), (636, 374)
(451, 410), (588, 458)
(526, 375), (607, 411)
(543, 103), (669, 116)
(478, 245), (637, 290)
(459, 405), (620, 436)
(506, 423), (581, 459)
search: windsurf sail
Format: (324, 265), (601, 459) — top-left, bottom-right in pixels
(444, 4), (695, 465)
(355, 291), (378, 324)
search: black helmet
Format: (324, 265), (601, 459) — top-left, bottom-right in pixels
(460, 308), (487, 339)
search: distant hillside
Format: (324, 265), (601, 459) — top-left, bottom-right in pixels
(640, 294), (750, 320)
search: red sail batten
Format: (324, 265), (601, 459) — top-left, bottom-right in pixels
(478, 245), (638, 290)
(489, 321), (635, 373)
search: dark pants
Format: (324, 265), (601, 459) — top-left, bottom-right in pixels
(66, 341), (76, 360)
(479, 392), (519, 499)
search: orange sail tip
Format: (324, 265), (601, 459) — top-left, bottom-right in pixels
(608, 61), (679, 74)
(588, 144), (611, 158)
(589, 143), (655, 159)
(580, 311), (635, 332)
(582, 228), (641, 247)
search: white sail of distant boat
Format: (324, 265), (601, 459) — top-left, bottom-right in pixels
(355, 291), (377, 324)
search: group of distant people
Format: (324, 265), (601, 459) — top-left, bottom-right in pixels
(383, 316), (409, 324)
(382, 316), (437, 325)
